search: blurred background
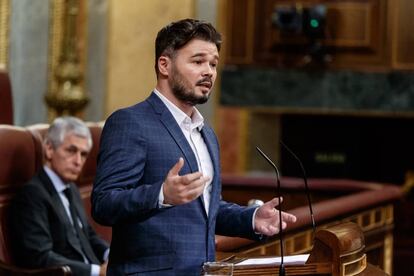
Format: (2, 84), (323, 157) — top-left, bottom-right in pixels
(1, 0), (414, 275)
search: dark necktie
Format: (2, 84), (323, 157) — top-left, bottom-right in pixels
(63, 187), (99, 264)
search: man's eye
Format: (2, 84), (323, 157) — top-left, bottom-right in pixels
(67, 148), (76, 154)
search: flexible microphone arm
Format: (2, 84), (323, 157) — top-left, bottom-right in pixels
(280, 141), (316, 235)
(256, 147), (285, 276)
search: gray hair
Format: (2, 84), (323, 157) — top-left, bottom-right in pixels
(45, 116), (92, 149)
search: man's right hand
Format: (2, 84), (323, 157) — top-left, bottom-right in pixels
(163, 158), (210, 205)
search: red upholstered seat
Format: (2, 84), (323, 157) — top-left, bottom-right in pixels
(0, 125), (70, 275)
(0, 126), (38, 264)
(0, 70), (13, 125)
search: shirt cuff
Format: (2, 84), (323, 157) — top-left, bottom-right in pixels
(91, 264), (100, 276)
(252, 207), (259, 231)
(158, 183), (173, 208)
(103, 248), (110, 262)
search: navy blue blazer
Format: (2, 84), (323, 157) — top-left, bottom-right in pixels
(92, 92), (259, 275)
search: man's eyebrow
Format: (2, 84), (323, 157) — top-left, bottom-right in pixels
(191, 52), (219, 59)
(66, 144), (90, 152)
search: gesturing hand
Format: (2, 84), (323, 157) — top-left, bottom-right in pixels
(254, 197), (297, 236)
(163, 158), (210, 205)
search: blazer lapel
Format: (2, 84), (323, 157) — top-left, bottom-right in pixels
(38, 169), (87, 258)
(200, 126), (221, 221)
(147, 92), (199, 172)
(38, 169), (72, 226)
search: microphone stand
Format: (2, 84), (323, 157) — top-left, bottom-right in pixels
(256, 147), (285, 276)
(280, 141), (316, 235)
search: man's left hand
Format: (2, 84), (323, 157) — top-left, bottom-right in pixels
(254, 197), (297, 236)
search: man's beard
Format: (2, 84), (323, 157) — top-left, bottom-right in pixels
(169, 64), (211, 106)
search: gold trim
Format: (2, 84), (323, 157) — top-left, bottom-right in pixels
(384, 232), (393, 275)
(0, 0), (10, 68)
(47, 0), (65, 120)
(342, 253), (367, 276)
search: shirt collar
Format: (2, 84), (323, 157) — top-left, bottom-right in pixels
(44, 165), (69, 194)
(154, 89), (204, 131)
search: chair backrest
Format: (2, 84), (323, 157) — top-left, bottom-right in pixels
(0, 70), (13, 124)
(0, 125), (41, 264)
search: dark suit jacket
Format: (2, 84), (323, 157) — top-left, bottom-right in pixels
(92, 92), (260, 275)
(9, 168), (109, 276)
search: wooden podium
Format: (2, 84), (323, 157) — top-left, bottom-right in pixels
(229, 222), (388, 276)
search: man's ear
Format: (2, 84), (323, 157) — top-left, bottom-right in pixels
(158, 55), (170, 77)
(44, 142), (54, 161)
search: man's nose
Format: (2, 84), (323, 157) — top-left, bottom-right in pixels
(202, 64), (214, 77)
(73, 152), (82, 165)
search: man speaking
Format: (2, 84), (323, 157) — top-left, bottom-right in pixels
(92, 18), (296, 275)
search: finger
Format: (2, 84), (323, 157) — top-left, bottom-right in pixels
(258, 197), (283, 217)
(258, 224), (279, 236)
(266, 197), (283, 208)
(179, 176), (210, 202)
(180, 171), (204, 184)
(185, 184), (205, 201)
(281, 212), (297, 223)
(267, 224), (279, 235)
(186, 176), (210, 191)
(168, 158), (184, 177)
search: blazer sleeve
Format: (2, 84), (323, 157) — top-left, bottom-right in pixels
(92, 109), (164, 226)
(9, 184), (93, 276)
(215, 200), (262, 240)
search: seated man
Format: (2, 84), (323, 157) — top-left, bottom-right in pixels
(9, 116), (109, 276)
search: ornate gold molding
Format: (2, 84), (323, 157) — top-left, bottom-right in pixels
(0, 0), (10, 69)
(46, 0), (88, 121)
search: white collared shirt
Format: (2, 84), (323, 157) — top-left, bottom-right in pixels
(154, 89), (214, 215)
(44, 165), (75, 226)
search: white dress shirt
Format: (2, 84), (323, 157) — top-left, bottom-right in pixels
(154, 89), (214, 215)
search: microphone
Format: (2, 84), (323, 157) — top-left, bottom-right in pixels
(256, 147), (286, 276)
(280, 141), (316, 235)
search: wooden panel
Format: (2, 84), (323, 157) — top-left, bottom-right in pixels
(391, 0), (414, 69)
(222, 0), (256, 64)
(222, 0), (390, 69)
(325, 2), (373, 48)
(257, 1), (376, 49)
(217, 107), (249, 173)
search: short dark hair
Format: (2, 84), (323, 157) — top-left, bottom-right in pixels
(154, 18), (222, 76)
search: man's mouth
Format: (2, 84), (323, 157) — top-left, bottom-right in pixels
(197, 79), (212, 89)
